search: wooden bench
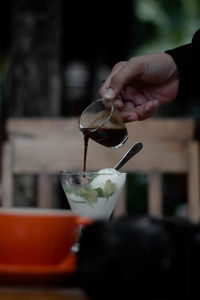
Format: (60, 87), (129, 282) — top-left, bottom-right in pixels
(1, 117), (200, 222)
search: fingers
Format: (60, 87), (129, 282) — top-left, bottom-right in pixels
(99, 57), (159, 123)
(121, 100), (159, 122)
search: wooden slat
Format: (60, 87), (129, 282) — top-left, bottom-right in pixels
(11, 138), (188, 174)
(7, 117), (195, 141)
(7, 118), (80, 139)
(6, 118), (195, 175)
(127, 118), (195, 141)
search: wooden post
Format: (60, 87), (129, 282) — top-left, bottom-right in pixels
(148, 172), (162, 217)
(188, 141), (200, 223)
(1, 142), (13, 207)
(37, 175), (52, 208)
(113, 182), (127, 217)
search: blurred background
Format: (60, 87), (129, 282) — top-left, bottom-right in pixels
(0, 0), (200, 215)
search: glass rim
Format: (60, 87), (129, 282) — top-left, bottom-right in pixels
(60, 170), (126, 176)
(78, 98), (114, 133)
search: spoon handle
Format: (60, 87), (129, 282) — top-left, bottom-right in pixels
(114, 142), (143, 171)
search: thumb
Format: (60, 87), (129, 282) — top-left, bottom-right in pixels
(103, 78), (124, 100)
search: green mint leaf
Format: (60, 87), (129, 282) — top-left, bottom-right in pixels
(82, 190), (98, 203)
(78, 186), (98, 203)
(104, 179), (117, 197)
(70, 199), (86, 203)
(94, 187), (104, 197)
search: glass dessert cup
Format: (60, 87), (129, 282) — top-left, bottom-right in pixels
(78, 98), (128, 149)
(60, 170), (126, 220)
(60, 170), (126, 252)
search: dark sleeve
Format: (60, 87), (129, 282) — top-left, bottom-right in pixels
(166, 29), (200, 102)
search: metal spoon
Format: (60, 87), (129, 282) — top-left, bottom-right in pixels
(113, 142), (143, 171)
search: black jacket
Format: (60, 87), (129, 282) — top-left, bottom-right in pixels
(166, 29), (200, 102)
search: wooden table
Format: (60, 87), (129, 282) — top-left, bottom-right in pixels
(0, 288), (90, 300)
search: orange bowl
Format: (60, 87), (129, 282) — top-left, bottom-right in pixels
(0, 208), (90, 266)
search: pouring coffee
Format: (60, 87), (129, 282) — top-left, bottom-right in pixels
(78, 98), (128, 172)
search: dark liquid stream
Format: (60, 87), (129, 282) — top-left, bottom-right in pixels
(83, 132), (89, 173)
(82, 127), (128, 172)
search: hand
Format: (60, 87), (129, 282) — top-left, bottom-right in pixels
(99, 53), (179, 122)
